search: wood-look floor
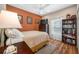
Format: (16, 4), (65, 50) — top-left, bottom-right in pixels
(49, 39), (78, 54)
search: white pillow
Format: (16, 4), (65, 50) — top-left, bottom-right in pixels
(6, 38), (23, 45)
(5, 29), (24, 38)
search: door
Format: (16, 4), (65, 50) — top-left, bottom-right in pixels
(49, 17), (62, 41)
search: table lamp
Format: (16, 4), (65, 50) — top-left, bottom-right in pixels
(0, 10), (22, 53)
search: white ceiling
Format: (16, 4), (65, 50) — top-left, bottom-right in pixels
(9, 4), (74, 16)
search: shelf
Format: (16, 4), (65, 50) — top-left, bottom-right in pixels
(63, 28), (75, 29)
(62, 17), (76, 45)
(63, 34), (76, 40)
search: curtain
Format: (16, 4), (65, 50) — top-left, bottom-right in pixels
(0, 29), (5, 47)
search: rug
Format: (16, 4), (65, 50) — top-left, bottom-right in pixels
(35, 43), (58, 54)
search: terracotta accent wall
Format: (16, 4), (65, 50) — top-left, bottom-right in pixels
(6, 5), (42, 31)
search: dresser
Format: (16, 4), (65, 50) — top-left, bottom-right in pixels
(39, 19), (49, 34)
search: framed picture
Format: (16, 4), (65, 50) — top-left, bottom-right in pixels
(18, 15), (23, 23)
(35, 19), (40, 24)
(27, 16), (32, 24)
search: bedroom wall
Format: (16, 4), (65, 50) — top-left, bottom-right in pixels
(6, 4), (42, 31)
(0, 4), (6, 47)
(0, 4), (6, 11)
(42, 5), (77, 21)
(42, 5), (77, 41)
(0, 5), (3, 11)
(77, 4), (79, 53)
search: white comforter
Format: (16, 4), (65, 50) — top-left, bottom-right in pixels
(22, 31), (49, 49)
(6, 31), (49, 52)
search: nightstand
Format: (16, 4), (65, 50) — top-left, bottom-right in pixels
(0, 41), (33, 54)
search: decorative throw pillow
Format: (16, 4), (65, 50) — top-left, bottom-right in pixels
(6, 38), (23, 45)
(5, 29), (24, 38)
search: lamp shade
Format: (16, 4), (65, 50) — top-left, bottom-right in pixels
(0, 10), (22, 28)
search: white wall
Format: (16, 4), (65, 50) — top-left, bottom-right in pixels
(42, 5), (77, 41)
(43, 5), (77, 20)
(0, 4), (6, 47)
(0, 5), (3, 11)
(0, 4), (6, 11)
(77, 5), (79, 53)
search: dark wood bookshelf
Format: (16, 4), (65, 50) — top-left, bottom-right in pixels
(62, 18), (77, 45)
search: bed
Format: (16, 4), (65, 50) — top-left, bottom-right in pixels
(5, 29), (50, 53)
(22, 31), (50, 52)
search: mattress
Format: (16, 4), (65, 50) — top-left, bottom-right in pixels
(22, 31), (50, 52)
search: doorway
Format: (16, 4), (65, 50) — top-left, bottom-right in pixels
(49, 17), (62, 41)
